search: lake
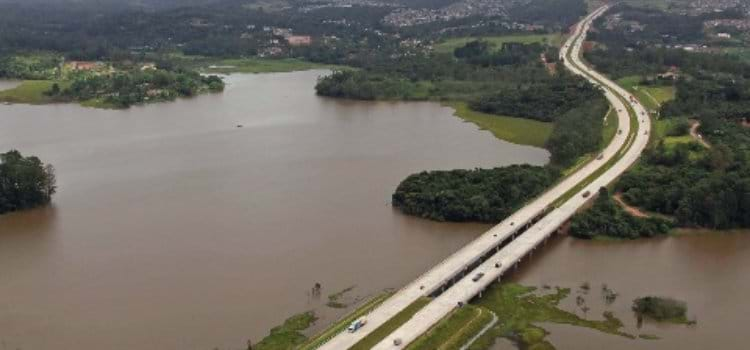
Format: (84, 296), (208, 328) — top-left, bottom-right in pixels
(0, 71), (548, 350)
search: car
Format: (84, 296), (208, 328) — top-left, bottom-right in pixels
(597, 153), (604, 160)
(347, 319), (367, 333)
(582, 191), (591, 198)
(472, 273), (485, 282)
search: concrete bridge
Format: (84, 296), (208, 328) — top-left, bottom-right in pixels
(318, 4), (651, 349)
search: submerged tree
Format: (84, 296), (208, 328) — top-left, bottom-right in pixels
(0, 150), (57, 214)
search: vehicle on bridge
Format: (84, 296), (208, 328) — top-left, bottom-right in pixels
(472, 273), (485, 282)
(347, 319), (367, 333)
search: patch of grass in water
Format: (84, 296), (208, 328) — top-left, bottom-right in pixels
(639, 334), (661, 340)
(326, 285), (356, 309)
(469, 283), (634, 349)
(632, 296), (694, 325)
(253, 311), (317, 350)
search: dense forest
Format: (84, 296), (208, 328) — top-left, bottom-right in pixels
(392, 165), (559, 222)
(469, 71), (600, 122)
(0, 150), (56, 215)
(569, 187), (672, 239)
(55, 69), (225, 108)
(571, 3), (750, 234)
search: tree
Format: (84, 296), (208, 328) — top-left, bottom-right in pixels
(0, 150), (56, 214)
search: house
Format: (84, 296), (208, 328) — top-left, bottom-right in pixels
(286, 35), (312, 46)
(140, 63), (157, 71)
(66, 61), (99, 71)
(658, 66), (680, 80)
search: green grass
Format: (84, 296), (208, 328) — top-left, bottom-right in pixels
(621, 0), (671, 10)
(242, 0), (289, 12)
(434, 33), (563, 54)
(406, 305), (494, 350)
(253, 311), (317, 350)
(447, 102), (553, 148)
(639, 334), (661, 340)
(349, 297), (432, 350)
(725, 47), (750, 63)
(0, 80), (58, 104)
(616, 76), (675, 112)
(80, 98), (119, 109)
(663, 135), (693, 146)
(300, 292), (393, 350)
(602, 107), (618, 148)
(469, 283), (634, 350)
(197, 58), (344, 74)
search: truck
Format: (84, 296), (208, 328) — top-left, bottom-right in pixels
(347, 319), (367, 333)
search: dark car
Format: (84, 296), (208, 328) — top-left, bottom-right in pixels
(472, 273), (485, 282)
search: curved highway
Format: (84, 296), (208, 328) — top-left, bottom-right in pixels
(318, 4), (651, 349)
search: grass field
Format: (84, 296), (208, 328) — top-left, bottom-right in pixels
(602, 107), (618, 148)
(0, 80), (57, 104)
(405, 305), (494, 350)
(197, 58), (343, 74)
(349, 297), (431, 350)
(299, 292), (393, 350)
(434, 33), (563, 54)
(725, 47), (750, 63)
(616, 76), (675, 111)
(447, 102), (553, 148)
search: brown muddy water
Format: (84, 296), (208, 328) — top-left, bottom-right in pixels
(494, 233), (750, 350)
(0, 71), (548, 350)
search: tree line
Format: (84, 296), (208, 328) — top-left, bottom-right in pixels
(47, 68), (225, 108)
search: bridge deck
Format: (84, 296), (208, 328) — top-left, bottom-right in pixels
(317, 4), (650, 350)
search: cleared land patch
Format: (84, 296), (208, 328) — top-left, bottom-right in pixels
(434, 34), (563, 54)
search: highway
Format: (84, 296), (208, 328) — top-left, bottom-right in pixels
(317, 4), (651, 349)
